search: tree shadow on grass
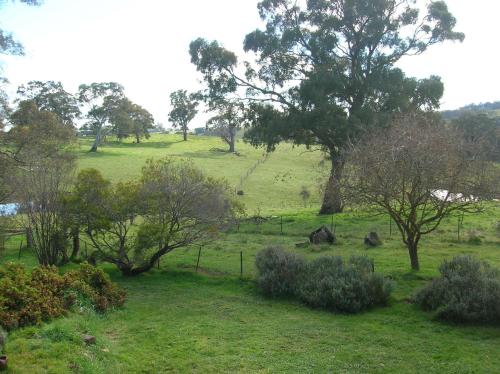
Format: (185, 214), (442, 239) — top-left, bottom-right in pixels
(175, 149), (246, 160)
(101, 140), (184, 149)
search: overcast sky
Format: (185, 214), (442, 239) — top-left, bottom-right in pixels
(0, 0), (499, 126)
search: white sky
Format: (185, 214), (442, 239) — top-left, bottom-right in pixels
(0, 0), (499, 126)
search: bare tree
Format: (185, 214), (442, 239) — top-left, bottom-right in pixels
(14, 156), (75, 265)
(343, 113), (499, 271)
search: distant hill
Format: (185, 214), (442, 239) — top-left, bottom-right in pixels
(441, 101), (500, 120)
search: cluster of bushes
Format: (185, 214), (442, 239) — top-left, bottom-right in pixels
(0, 263), (126, 331)
(255, 246), (393, 313)
(414, 256), (500, 324)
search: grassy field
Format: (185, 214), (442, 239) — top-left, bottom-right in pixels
(1, 134), (499, 373)
(76, 134), (325, 215)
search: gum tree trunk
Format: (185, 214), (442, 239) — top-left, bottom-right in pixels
(228, 126), (236, 153)
(319, 157), (344, 215)
(90, 126), (102, 152)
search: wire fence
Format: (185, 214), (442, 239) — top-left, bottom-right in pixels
(0, 212), (495, 278)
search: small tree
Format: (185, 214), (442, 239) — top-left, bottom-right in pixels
(168, 90), (199, 141)
(14, 156), (75, 266)
(343, 113), (499, 271)
(73, 158), (238, 276)
(299, 186), (311, 208)
(207, 100), (245, 153)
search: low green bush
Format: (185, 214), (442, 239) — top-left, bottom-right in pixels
(255, 248), (393, 313)
(255, 246), (306, 297)
(0, 263), (126, 331)
(414, 256), (500, 324)
(297, 256), (393, 313)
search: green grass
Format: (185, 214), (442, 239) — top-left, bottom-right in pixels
(1, 135), (499, 373)
(76, 134), (324, 215)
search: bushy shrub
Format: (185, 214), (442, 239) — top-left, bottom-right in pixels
(64, 263), (126, 312)
(255, 246), (306, 297)
(255, 248), (393, 313)
(414, 256), (500, 324)
(0, 263), (126, 331)
(297, 256), (393, 313)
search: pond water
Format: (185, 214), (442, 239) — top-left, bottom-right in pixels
(0, 203), (19, 216)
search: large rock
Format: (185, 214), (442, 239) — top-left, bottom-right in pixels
(83, 334), (96, 345)
(364, 232), (382, 247)
(309, 226), (336, 245)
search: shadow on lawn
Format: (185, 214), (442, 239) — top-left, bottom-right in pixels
(101, 140), (184, 149)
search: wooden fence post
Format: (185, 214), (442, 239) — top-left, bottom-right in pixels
(196, 246), (202, 273)
(240, 251), (243, 278)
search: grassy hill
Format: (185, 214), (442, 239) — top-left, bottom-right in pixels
(1, 134), (499, 373)
(76, 134), (325, 214)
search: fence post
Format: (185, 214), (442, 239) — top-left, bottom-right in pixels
(240, 251), (243, 278)
(280, 216), (283, 235)
(457, 214), (464, 241)
(196, 246), (202, 272)
(18, 240), (23, 259)
(330, 216), (334, 232)
(389, 216), (392, 237)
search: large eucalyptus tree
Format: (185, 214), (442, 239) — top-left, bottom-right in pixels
(190, 0), (464, 214)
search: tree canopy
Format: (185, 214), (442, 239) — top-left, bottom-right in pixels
(17, 81), (81, 127)
(78, 82), (125, 152)
(190, 0), (464, 214)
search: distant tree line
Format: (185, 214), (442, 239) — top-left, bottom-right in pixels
(442, 101), (500, 120)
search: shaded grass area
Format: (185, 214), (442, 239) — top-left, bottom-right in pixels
(1, 204), (499, 373)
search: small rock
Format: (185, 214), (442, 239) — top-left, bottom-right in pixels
(364, 232), (382, 247)
(309, 226), (336, 245)
(83, 335), (96, 345)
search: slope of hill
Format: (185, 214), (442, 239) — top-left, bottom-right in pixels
(441, 101), (500, 120)
(76, 134), (326, 215)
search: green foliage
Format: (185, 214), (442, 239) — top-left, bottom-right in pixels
(0, 263), (125, 331)
(72, 158), (238, 276)
(255, 246), (306, 297)
(64, 263), (126, 313)
(168, 90), (199, 141)
(414, 256), (500, 324)
(191, 0), (464, 214)
(451, 112), (500, 161)
(256, 247), (393, 313)
(16, 80), (81, 127)
(297, 256), (393, 313)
